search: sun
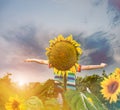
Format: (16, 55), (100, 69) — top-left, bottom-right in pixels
(14, 75), (29, 87)
(17, 78), (27, 87)
(18, 81), (25, 86)
(100, 75), (120, 103)
(46, 34), (82, 75)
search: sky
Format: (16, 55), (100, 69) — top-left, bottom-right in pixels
(0, 0), (120, 84)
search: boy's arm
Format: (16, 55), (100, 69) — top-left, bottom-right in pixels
(81, 63), (107, 70)
(25, 58), (48, 65)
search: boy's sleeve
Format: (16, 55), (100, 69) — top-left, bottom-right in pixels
(77, 65), (81, 72)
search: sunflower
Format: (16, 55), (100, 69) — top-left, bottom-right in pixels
(46, 34), (82, 75)
(113, 68), (120, 77)
(5, 95), (25, 110)
(100, 75), (120, 103)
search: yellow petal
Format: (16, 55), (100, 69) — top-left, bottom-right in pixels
(54, 70), (61, 76)
(46, 47), (50, 51)
(54, 68), (58, 73)
(61, 71), (65, 76)
(75, 63), (79, 68)
(49, 40), (55, 44)
(75, 43), (80, 47)
(70, 66), (76, 73)
(57, 34), (64, 41)
(72, 40), (80, 47)
(54, 37), (57, 42)
(76, 47), (82, 54)
(66, 35), (73, 41)
(66, 71), (69, 76)
(45, 51), (50, 56)
(57, 37), (60, 41)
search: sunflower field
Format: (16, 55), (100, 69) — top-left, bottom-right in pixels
(0, 68), (120, 110)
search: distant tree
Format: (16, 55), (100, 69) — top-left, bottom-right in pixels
(0, 73), (12, 84)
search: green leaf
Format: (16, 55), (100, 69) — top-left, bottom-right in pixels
(84, 92), (107, 110)
(64, 90), (108, 110)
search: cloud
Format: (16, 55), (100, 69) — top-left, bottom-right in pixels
(1, 25), (52, 58)
(109, 0), (120, 11)
(107, 0), (120, 27)
(108, 35), (120, 63)
(76, 31), (115, 65)
(0, 24), (52, 80)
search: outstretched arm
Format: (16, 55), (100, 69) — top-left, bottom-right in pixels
(25, 58), (48, 65)
(81, 63), (107, 70)
(25, 58), (107, 70)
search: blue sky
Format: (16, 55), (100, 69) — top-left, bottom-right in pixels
(0, 0), (120, 83)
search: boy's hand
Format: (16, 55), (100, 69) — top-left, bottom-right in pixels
(100, 63), (107, 67)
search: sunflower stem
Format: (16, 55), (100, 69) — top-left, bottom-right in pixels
(63, 72), (67, 91)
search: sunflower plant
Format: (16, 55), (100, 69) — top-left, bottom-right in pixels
(100, 68), (120, 103)
(5, 95), (25, 110)
(46, 35), (82, 90)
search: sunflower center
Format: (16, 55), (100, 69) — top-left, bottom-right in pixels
(12, 100), (20, 110)
(49, 41), (77, 70)
(107, 81), (119, 94)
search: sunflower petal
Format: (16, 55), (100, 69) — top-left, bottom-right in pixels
(57, 70), (62, 76)
(57, 34), (64, 41)
(54, 68), (58, 73)
(76, 47), (83, 54)
(66, 35), (73, 41)
(49, 40), (55, 44)
(70, 66), (76, 73)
